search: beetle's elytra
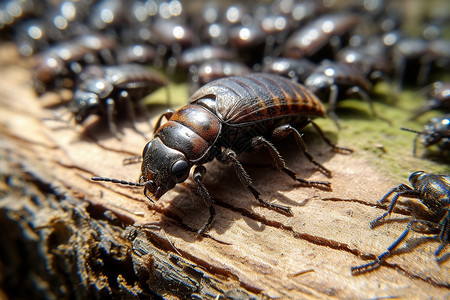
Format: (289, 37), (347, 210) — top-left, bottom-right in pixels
(93, 73), (352, 234)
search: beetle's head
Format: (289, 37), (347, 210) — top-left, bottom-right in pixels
(420, 132), (441, 147)
(140, 137), (192, 201)
(408, 171), (426, 188)
(69, 89), (101, 123)
(305, 72), (334, 94)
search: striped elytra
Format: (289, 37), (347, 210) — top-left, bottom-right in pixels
(189, 73), (325, 125)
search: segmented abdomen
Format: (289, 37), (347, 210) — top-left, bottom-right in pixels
(189, 73), (325, 125)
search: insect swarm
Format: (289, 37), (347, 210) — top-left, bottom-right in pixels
(351, 171), (450, 275)
(92, 73), (352, 234)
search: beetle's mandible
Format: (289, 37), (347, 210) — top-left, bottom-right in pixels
(93, 73), (352, 234)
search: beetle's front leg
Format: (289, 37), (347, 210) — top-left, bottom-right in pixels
(105, 98), (121, 139)
(193, 165), (216, 235)
(219, 148), (293, 216)
(370, 184), (418, 228)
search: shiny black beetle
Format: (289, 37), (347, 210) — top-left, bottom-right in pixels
(70, 63), (167, 138)
(351, 171), (449, 275)
(401, 114), (450, 156)
(92, 73), (351, 234)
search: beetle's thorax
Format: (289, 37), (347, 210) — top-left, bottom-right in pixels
(155, 104), (222, 164)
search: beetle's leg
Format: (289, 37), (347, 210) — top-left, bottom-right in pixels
(348, 86), (375, 117)
(327, 84), (340, 129)
(122, 155), (142, 165)
(99, 48), (117, 65)
(351, 221), (413, 275)
(270, 124), (332, 178)
(106, 98), (121, 139)
(412, 132), (421, 156)
(193, 165), (216, 235)
(347, 86), (392, 125)
(120, 90), (148, 139)
(135, 96), (154, 130)
(219, 148), (293, 216)
(154, 109), (175, 134)
(251, 136), (331, 190)
(436, 211), (449, 258)
(308, 120), (353, 154)
(370, 185), (419, 228)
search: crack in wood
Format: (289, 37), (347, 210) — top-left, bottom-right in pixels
(321, 197), (412, 215)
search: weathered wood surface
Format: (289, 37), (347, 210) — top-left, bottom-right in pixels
(0, 43), (449, 299)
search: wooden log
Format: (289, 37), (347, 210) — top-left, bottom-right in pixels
(0, 43), (448, 299)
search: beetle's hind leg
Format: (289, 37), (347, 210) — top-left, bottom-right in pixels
(351, 221), (413, 275)
(120, 91), (149, 139)
(270, 124), (333, 177)
(251, 136), (331, 190)
(309, 121), (353, 154)
(219, 148), (293, 216)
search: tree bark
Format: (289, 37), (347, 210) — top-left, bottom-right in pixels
(0, 43), (448, 299)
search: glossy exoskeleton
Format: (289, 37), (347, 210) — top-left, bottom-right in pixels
(33, 33), (117, 94)
(401, 114), (450, 156)
(304, 60), (375, 125)
(228, 23), (266, 66)
(392, 37), (429, 89)
(188, 59), (252, 95)
(262, 57), (316, 83)
(92, 73), (352, 234)
(69, 63), (167, 138)
(283, 12), (360, 62)
(335, 39), (392, 84)
(412, 82), (450, 119)
(351, 171), (449, 275)
(178, 45), (236, 70)
(115, 44), (157, 65)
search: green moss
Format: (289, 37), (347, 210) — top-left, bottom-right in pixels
(314, 82), (450, 181)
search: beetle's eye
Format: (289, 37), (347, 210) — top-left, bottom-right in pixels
(142, 141), (151, 158)
(171, 160), (190, 183)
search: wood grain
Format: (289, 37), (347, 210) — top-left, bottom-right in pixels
(0, 43), (448, 299)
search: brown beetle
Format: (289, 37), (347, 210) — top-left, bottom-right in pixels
(93, 73), (351, 234)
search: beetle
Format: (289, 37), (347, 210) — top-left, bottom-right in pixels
(335, 39), (393, 85)
(351, 171), (449, 275)
(69, 63), (167, 138)
(32, 33), (118, 94)
(401, 114), (450, 156)
(262, 57), (316, 83)
(304, 60), (376, 126)
(412, 82), (450, 120)
(92, 73), (352, 234)
(283, 12), (360, 62)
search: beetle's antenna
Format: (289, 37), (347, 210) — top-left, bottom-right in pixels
(400, 127), (423, 135)
(91, 176), (144, 187)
